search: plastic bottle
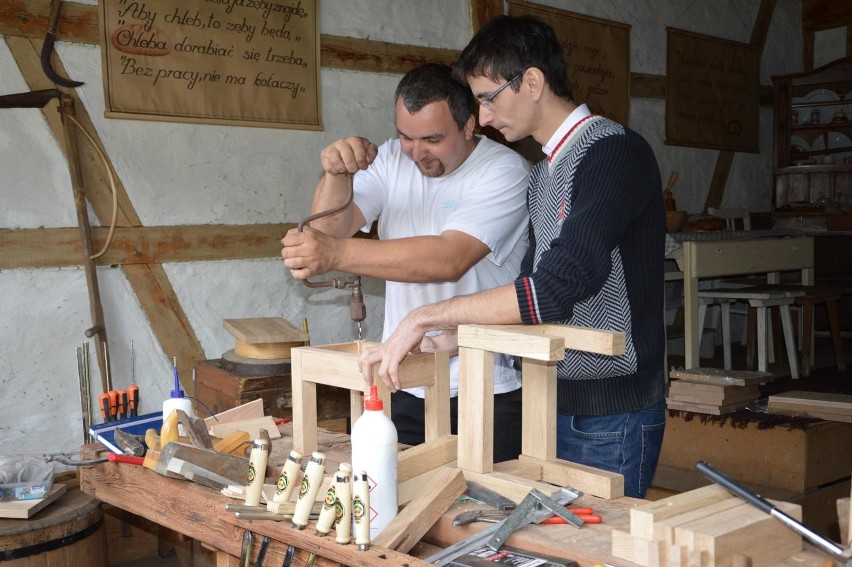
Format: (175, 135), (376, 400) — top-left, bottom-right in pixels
(351, 384), (398, 539)
(163, 357), (193, 436)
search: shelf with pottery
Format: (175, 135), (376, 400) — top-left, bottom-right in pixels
(772, 57), (852, 222)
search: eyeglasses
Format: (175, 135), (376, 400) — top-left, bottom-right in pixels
(476, 71), (525, 109)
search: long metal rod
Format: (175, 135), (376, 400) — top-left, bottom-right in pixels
(696, 461), (851, 565)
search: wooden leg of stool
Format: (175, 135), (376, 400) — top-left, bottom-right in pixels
(826, 298), (847, 372)
(746, 307), (757, 370)
(769, 307), (783, 365)
(756, 306), (769, 373)
(720, 301), (732, 370)
(779, 304), (800, 380)
(800, 301), (814, 378)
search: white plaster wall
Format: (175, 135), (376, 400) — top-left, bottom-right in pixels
(0, 0), (817, 464)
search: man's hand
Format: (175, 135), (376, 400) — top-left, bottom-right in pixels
(357, 312), (429, 391)
(281, 225), (341, 280)
(321, 136), (378, 175)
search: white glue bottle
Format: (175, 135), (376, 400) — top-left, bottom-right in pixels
(351, 384), (397, 539)
(162, 357), (193, 436)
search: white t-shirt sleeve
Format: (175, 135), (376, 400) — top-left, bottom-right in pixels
(442, 143), (530, 266)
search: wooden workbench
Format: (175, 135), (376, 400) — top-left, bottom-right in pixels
(77, 426), (838, 566)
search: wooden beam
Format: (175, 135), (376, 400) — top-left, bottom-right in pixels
(803, 0), (852, 32)
(0, 224), (292, 268)
(0, 1), (457, 74)
(0, 0), (776, 105)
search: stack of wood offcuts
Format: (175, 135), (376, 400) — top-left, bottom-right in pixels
(612, 484), (802, 566)
(667, 368), (772, 415)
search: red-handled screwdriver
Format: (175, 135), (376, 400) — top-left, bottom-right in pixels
(107, 453), (144, 465)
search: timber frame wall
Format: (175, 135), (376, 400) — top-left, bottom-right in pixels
(0, 0), (842, 391)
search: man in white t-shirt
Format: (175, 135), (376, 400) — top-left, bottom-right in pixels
(282, 63), (530, 461)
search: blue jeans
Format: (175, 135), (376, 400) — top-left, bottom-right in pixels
(556, 399), (666, 498)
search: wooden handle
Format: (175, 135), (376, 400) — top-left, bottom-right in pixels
(664, 171), (679, 193)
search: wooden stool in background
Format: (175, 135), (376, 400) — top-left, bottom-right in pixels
(698, 286), (804, 379)
(758, 284), (850, 377)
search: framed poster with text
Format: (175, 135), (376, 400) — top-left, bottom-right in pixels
(508, 1), (631, 125)
(666, 28), (759, 152)
(99, 0), (321, 130)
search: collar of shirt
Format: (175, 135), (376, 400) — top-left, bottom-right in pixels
(542, 103), (592, 161)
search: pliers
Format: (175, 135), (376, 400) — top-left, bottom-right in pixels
(453, 506), (601, 526)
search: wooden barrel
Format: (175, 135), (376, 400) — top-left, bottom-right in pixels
(0, 487), (107, 566)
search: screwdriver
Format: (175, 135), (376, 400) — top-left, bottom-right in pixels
(98, 390), (117, 422)
(127, 339), (140, 417)
(116, 389), (128, 420)
(127, 384), (140, 417)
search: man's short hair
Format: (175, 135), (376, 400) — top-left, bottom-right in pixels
(453, 15), (573, 101)
(395, 63), (475, 130)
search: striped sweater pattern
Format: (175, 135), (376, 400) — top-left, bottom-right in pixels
(513, 116), (666, 415)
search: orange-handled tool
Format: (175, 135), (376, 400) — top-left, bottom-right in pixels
(127, 384), (139, 417)
(107, 390), (118, 421)
(98, 392), (112, 422)
(540, 507), (602, 525)
(116, 389), (128, 420)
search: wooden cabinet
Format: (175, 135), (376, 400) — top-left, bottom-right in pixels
(772, 57), (852, 222)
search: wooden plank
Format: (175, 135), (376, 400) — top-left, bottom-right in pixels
(0, 483), (67, 519)
(373, 468), (465, 554)
(460, 324), (625, 358)
(668, 383), (759, 405)
(492, 459), (543, 481)
(669, 368), (772, 386)
(629, 484), (733, 541)
(460, 470), (560, 504)
(458, 325), (564, 361)
(397, 463), (457, 506)
(520, 358), (557, 460)
(519, 455), (624, 500)
(397, 435), (457, 483)
(291, 348), (319, 455)
(203, 398), (264, 428)
(767, 405), (852, 423)
(652, 497), (742, 545)
(423, 350), (451, 442)
(768, 391), (852, 413)
(457, 347), (493, 473)
(665, 399), (753, 416)
(223, 318), (308, 344)
(209, 416), (281, 440)
(611, 528), (664, 566)
(688, 500), (803, 566)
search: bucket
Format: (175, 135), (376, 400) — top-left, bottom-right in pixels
(0, 488), (107, 566)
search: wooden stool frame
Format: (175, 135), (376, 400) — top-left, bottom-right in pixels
(289, 341), (450, 456)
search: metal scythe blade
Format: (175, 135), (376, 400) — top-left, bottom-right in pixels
(41, 0), (85, 88)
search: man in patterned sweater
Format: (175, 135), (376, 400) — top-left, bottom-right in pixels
(358, 15), (666, 497)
